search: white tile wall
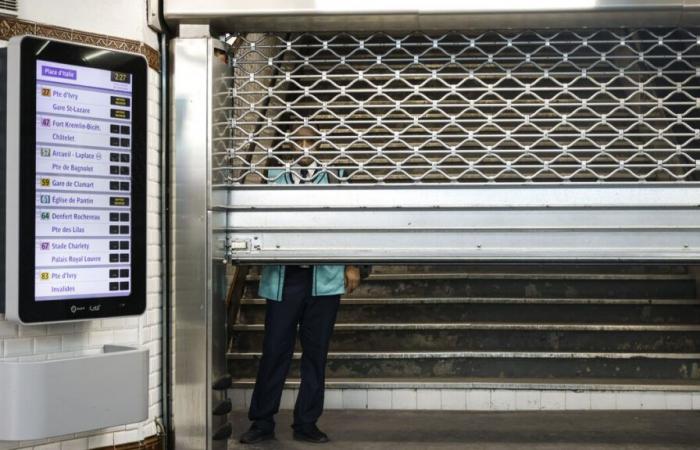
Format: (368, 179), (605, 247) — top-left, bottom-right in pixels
(231, 387), (699, 412)
(0, 68), (162, 450)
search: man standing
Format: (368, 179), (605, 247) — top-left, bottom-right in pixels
(240, 126), (362, 444)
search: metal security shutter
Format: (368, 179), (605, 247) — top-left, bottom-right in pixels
(213, 29), (700, 262)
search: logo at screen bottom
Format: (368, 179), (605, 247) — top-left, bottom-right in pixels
(69, 304), (102, 314)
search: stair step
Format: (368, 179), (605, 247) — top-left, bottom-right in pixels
(365, 273), (694, 281)
(238, 301), (700, 325)
(227, 351), (700, 380)
(232, 264), (700, 384)
(233, 323), (700, 332)
(246, 272), (694, 282)
(367, 264), (689, 275)
(238, 296), (700, 326)
(245, 275), (695, 300)
(241, 296), (700, 306)
(232, 324), (700, 352)
(229, 377), (700, 392)
(229, 350), (700, 360)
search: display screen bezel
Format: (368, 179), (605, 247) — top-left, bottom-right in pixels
(17, 36), (147, 323)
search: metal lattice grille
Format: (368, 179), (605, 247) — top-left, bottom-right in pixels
(214, 29), (700, 185)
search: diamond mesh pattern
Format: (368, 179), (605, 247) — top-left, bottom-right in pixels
(213, 29), (700, 184)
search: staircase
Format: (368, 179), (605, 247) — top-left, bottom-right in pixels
(227, 265), (700, 409)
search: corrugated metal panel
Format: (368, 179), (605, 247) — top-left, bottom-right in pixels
(0, 0), (18, 15)
(164, 0), (700, 31)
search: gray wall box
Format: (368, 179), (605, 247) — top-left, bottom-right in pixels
(0, 345), (149, 441)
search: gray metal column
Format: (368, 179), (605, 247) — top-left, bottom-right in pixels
(170, 35), (231, 450)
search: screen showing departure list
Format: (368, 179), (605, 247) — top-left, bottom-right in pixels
(34, 60), (133, 301)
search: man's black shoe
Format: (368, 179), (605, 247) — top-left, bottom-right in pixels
(293, 425), (329, 444)
(239, 425), (275, 444)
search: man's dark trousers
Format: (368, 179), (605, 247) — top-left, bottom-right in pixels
(248, 265), (341, 433)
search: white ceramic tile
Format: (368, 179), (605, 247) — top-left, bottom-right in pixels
(416, 389), (441, 410)
(46, 323), (75, 336)
(665, 392), (692, 410)
(466, 390), (491, 411)
(324, 389), (343, 409)
(590, 391), (616, 410)
(392, 389), (417, 410)
(565, 391), (591, 410)
(19, 354), (47, 362)
(101, 318), (126, 330)
(367, 389), (392, 410)
(691, 392), (700, 410)
(143, 421), (157, 438)
(114, 328), (139, 344)
(0, 321), (18, 338)
(616, 392), (644, 410)
(17, 325), (47, 337)
(88, 330), (114, 347)
(59, 439), (88, 450)
(540, 391), (566, 410)
(87, 433), (114, 449)
(4, 338), (32, 357)
(34, 336), (61, 354)
(514, 390), (541, 410)
(441, 389), (466, 411)
(33, 443), (60, 450)
(114, 429), (139, 445)
(639, 392), (666, 410)
(149, 405), (160, 421)
(230, 389), (247, 410)
(490, 390), (516, 411)
(61, 333), (88, 351)
(280, 389), (297, 409)
(18, 439), (48, 448)
(342, 389), (368, 409)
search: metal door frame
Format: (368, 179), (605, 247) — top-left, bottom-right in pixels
(170, 35), (231, 450)
(166, 4), (700, 448)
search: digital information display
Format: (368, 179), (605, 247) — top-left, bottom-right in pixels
(35, 60), (133, 301)
(6, 36), (147, 323)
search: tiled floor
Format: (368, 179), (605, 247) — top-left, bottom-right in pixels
(229, 410), (700, 449)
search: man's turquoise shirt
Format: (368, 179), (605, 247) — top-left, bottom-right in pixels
(257, 168), (346, 301)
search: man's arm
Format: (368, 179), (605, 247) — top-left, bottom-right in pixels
(345, 265), (361, 294)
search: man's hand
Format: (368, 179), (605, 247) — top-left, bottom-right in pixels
(345, 265), (361, 294)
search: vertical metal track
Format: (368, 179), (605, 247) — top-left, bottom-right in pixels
(170, 37), (230, 450)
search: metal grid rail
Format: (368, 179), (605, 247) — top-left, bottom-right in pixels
(214, 29), (700, 184)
